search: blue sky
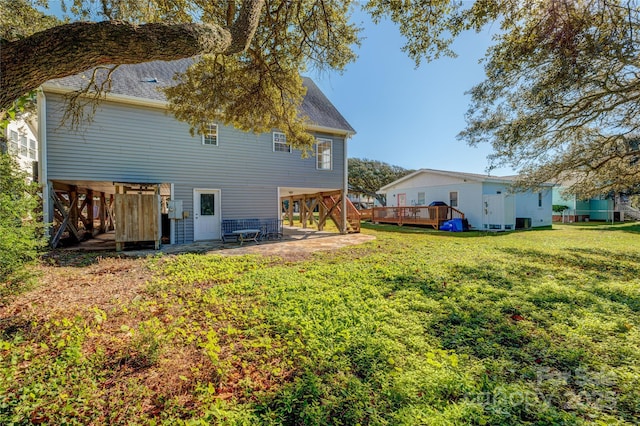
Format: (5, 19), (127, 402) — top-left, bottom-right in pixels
(311, 10), (511, 175)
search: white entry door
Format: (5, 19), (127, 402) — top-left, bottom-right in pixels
(193, 189), (221, 240)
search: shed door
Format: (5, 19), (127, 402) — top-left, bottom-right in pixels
(194, 189), (221, 240)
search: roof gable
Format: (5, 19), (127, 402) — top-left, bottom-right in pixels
(44, 59), (355, 134)
(379, 168), (521, 192)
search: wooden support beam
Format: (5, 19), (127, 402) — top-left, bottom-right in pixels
(108, 194), (115, 231)
(288, 196), (293, 226)
(69, 186), (79, 237)
(99, 192), (106, 233)
(51, 192), (82, 247)
(87, 189), (94, 234)
(301, 195), (307, 228)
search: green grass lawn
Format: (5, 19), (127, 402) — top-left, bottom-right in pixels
(1, 223), (639, 424)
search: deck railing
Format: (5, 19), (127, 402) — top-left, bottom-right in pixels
(371, 205), (464, 228)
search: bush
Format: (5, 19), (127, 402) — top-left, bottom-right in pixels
(0, 153), (45, 291)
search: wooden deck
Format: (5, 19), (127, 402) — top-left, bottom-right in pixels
(371, 206), (464, 229)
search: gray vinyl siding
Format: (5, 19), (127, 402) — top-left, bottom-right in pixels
(45, 93), (345, 242)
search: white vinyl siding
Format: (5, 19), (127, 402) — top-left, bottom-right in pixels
(316, 138), (332, 170)
(273, 132), (291, 152)
(202, 123), (218, 145)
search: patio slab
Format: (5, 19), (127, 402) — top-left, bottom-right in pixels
(65, 226), (376, 258)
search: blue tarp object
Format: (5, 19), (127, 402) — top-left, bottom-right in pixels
(439, 218), (465, 232)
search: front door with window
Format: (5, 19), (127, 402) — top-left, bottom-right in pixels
(193, 189), (221, 240)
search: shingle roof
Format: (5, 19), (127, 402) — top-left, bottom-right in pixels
(44, 59), (355, 134)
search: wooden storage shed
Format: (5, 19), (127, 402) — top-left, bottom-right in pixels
(114, 183), (161, 251)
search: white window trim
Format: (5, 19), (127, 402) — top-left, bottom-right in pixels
(449, 191), (459, 208)
(201, 123), (218, 146)
(316, 138), (333, 170)
(273, 131), (291, 153)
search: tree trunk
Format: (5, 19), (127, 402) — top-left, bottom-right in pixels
(0, 0), (264, 110)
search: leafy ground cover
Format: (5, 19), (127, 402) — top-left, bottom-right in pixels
(1, 223), (639, 424)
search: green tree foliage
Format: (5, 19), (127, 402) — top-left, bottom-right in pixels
(459, 0), (640, 198)
(0, 153), (45, 289)
(348, 158), (412, 206)
(4, 0), (639, 193)
(0, 0), (490, 151)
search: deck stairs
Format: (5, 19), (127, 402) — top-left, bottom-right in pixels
(321, 195), (361, 233)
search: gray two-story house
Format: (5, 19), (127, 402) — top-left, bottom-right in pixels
(38, 59), (355, 247)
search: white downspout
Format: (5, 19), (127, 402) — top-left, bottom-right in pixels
(37, 90), (52, 238)
(342, 135), (349, 234)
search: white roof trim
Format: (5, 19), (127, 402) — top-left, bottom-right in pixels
(42, 83), (170, 109)
(378, 168), (554, 192)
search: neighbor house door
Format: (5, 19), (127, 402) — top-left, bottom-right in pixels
(193, 189), (221, 240)
(397, 193), (406, 206)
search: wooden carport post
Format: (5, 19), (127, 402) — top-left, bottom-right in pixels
(99, 192), (106, 233)
(287, 196), (294, 226)
(86, 189), (94, 236)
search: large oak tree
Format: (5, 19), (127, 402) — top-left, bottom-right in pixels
(3, 0), (640, 195)
(459, 0), (640, 198)
(0, 0), (482, 148)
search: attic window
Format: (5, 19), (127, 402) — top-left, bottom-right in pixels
(143, 78), (158, 83)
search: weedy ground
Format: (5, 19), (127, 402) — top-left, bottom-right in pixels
(1, 223), (639, 425)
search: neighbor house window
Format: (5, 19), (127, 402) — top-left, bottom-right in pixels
(538, 192), (543, 207)
(202, 123), (218, 145)
(20, 134), (28, 157)
(9, 130), (18, 154)
(28, 139), (37, 160)
(273, 132), (291, 152)
(316, 138), (332, 170)
(449, 191), (458, 207)
(417, 192), (426, 205)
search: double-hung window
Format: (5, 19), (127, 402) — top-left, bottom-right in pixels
(9, 130), (18, 154)
(20, 134), (28, 157)
(316, 138), (332, 170)
(273, 132), (291, 152)
(449, 191), (458, 207)
(202, 123), (218, 146)
(29, 139), (37, 160)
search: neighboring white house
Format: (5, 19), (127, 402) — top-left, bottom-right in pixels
(3, 115), (38, 179)
(377, 168), (553, 230)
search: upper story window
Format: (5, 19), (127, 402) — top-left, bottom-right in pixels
(8, 130), (18, 155)
(316, 138), (332, 170)
(201, 123), (218, 146)
(273, 132), (291, 152)
(19, 134), (28, 157)
(29, 139), (36, 160)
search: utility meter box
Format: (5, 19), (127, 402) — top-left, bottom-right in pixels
(167, 200), (183, 220)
